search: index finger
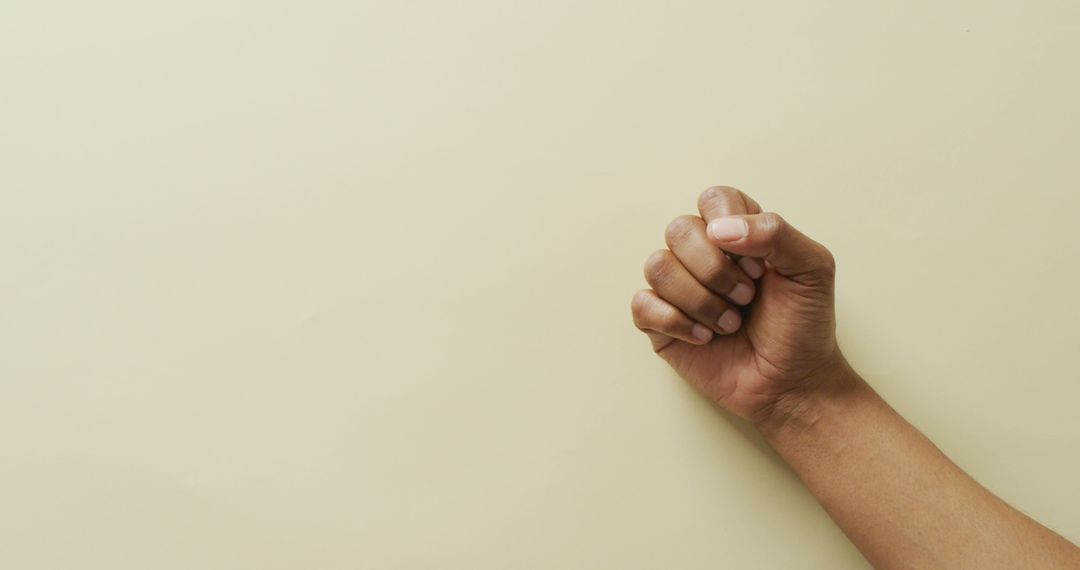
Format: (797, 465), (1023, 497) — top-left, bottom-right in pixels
(697, 186), (763, 221)
(697, 186), (766, 278)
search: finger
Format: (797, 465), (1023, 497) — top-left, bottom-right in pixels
(631, 289), (713, 349)
(664, 215), (756, 305)
(705, 212), (836, 284)
(643, 249), (744, 334)
(736, 256), (765, 279)
(698, 186), (766, 279)
(697, 185), (762, 220)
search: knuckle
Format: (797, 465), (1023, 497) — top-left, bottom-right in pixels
(700, 185), (739, 202)
(698, 185), (740, 210)
(664, 215), (700, 245)
(702, 258), (736, 290)
(689, 293), (716, 317)
(643, 249), (675, 285)
(630, 290), (652, 318)
(759, 212), (787, 242)
(631, 291), (656, 331)
(659, 309), (683, 331)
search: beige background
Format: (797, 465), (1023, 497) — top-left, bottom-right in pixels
(3, 1), (1079, 568)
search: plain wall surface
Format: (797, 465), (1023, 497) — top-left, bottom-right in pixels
(3, 1), (1079, 568)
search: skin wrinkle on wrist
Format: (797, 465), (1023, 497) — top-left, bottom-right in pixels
(757, 359), (865, 440)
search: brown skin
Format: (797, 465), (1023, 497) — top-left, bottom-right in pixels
(632, 185), (841, 424)
(632, 186), (1080, 569)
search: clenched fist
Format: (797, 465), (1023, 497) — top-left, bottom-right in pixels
(631, 186), (847, 424)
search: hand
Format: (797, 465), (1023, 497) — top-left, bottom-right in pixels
(631, 186), (846, 424)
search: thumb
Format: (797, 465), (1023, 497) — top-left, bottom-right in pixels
(706, 212), (835, 284)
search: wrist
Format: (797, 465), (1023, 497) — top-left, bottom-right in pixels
(754, 357), (868, 439)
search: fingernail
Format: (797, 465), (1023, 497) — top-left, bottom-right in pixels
(738, 257), (765, 279)
(728, 282), (754, 305)
(708, 218), (748, 242)
(717, 309), (742, 333)
(691, 323), (713, 343)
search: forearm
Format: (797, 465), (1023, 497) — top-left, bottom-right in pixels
(759, 362), (1080, 569)
(634, 187), (1080, 567)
